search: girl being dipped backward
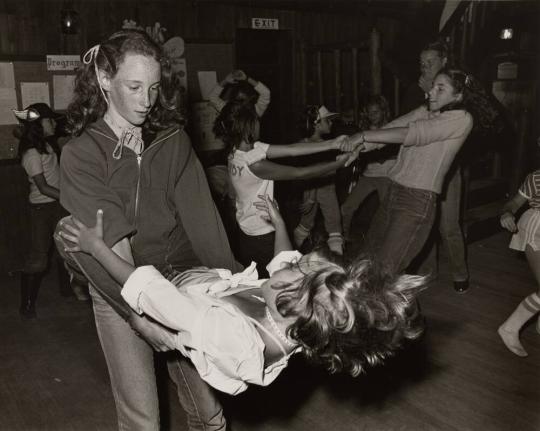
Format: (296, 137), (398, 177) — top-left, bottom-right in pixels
(59, 199), (426, 396)
(348, 68), (500, 275)
(214, 102), (358, 276)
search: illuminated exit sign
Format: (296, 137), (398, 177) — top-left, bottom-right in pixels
(251, 18), (279, 30)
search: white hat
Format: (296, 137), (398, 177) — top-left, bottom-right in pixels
(318, 105), (339, 120)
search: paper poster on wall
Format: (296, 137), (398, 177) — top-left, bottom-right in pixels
(21, 82), (50, 108)
(190, 101), (224, 151)
(0, 62), (15, 88)
(0, 87), (18, 125)
(163, 37), (188, 94)
(53, 75), (76, 110)
(197, 71), (217, 101)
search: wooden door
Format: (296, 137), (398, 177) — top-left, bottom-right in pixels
(235, 28), (293, 145)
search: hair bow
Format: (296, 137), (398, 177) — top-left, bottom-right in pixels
(82, 44), (100, 65)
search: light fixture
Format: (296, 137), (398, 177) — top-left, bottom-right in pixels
(500, 28), (513, 40)
(61, 3), (79, 35)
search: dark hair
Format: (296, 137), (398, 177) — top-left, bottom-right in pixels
(16, 120), (51, 158)
(298, 105), (321, 138)
(275, 255), (425, 376)
(421, 39), (450, 62)
(213, 102), (258, 155)
(67, 29), (184, 136)
(437, 68), (503, 133)
(358, 95), (391, 130)
(221, 80), (259, 105)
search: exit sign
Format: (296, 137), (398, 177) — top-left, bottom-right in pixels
(251, 18), (279, 30)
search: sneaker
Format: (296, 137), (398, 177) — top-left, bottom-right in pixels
(453, 279), (469, 294)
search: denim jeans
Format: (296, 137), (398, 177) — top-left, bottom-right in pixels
(341, 176), (390, 239)
(237, 230), (275, 278)
(89, 286), (226, 431)
(24, 201), (66, 274)
(365, 181), (437, 274)
(297, 183), (342, 235)
(55, 222), (225, 431)
(418, 166), (469, 281)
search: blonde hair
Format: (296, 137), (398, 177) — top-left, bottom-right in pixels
(276, 255), (425, 376)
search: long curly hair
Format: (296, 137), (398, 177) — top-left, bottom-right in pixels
(213, 102), (258, 156)
(437, 68), (503, 134)
(275, 254), (425, 376)
(16, 120), (51, 158)
(67, 29), (184, 136)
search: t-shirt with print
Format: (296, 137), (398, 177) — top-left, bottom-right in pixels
(21, 143), (60, 204)
(519, 170), (540, 209)
(228, 141), (274, 236)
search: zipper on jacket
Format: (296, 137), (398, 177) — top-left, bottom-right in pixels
(129, 128), (180, 247)
(131, 154), (142, 247)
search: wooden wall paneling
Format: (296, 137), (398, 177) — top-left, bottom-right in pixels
(460, 14), (468, 66)
(334, 49), (342, 112)
(316, 50), (323, 105)
(203, 4), (236, 40)
(352, 47), (359, 121)
(175, 1), (200, 40)
(0, 13), (8, 53)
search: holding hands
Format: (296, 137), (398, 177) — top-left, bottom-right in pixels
(335, 135), (365, 167)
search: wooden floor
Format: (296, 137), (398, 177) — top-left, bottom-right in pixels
(1, 231), (539, 431)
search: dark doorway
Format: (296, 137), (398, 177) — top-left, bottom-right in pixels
(235, 28), (293, 145)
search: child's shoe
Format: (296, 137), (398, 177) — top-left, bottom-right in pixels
(327, 233), (344, 255)
(498, 326), (528, 357)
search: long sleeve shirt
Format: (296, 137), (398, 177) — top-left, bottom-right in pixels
(122, 251), (302, 395)
(364, 106), (473, 194)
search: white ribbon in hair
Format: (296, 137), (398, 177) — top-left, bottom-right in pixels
(12, 109), (40, 122)
(82, 44), (109, 105)
(82, 44), (100, 64)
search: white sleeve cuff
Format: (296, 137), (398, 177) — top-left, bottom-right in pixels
(266, 251), (303, 276)
(121, 266), (165, 314)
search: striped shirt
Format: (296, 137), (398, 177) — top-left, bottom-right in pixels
(519, 170), (540, 208)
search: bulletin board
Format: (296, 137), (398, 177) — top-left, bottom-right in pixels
(0, 61), (76, 160)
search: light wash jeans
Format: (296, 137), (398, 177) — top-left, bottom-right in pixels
(365, 181), (437, 275)
(55, 224), (226, 431)
(297, 182), (342, 235)
(90, 287), (226, 431)
(418, 166), (469, 282)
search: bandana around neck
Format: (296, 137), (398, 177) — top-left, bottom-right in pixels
(104, 113), (144, 159)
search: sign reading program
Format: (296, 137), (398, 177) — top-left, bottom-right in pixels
(46, 55), (81, 71)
